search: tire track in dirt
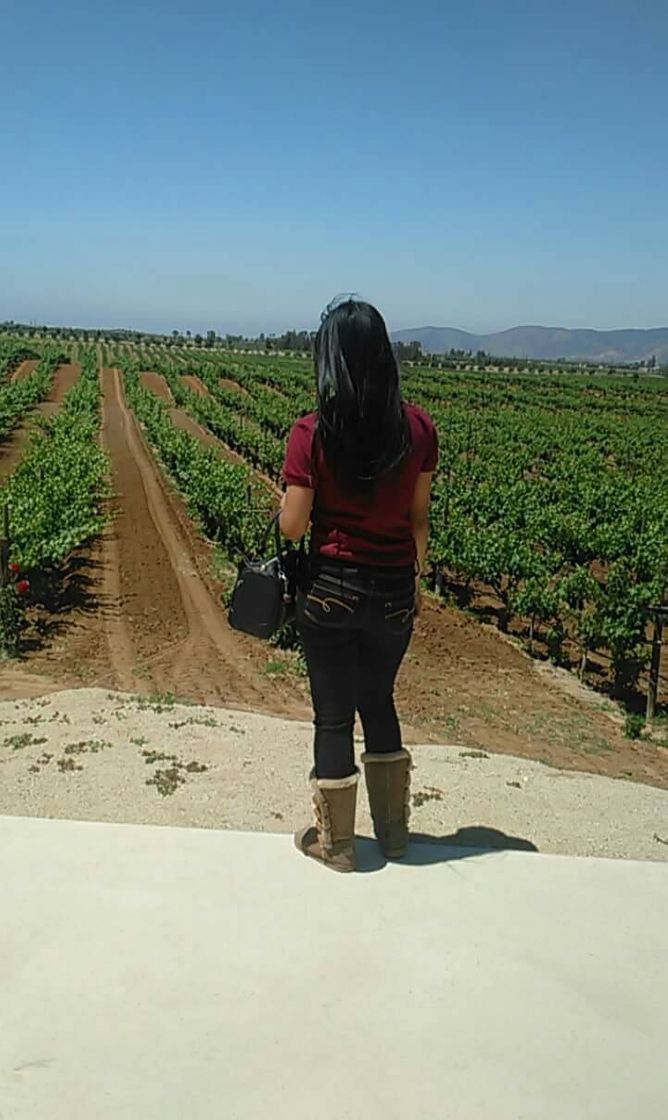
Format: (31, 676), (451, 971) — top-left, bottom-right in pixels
(98, 368), (303, 711)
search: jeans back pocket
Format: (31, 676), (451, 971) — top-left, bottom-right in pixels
(298, 576), (361, 629)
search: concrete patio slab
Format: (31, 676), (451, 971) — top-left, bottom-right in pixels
(1, 814), (667, 1119)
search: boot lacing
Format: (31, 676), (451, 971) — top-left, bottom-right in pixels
(404, 762), (413, 826)
(312, 790), (333, 851)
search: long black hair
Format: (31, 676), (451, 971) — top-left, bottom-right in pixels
(314, 296), (412, 494)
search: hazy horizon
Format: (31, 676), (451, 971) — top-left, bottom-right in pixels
(4, 1), (667, 336)
(5, 315), (668, 339)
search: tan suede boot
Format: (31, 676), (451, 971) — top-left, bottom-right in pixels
(294, 769), (359, 873)
(361, 749), (413, 859)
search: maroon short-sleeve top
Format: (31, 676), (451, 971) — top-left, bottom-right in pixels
(282, 403), (438, 567)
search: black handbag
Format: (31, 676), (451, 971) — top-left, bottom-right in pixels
(228, 513), (304, 640)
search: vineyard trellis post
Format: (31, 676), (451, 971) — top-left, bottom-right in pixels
(646, 601), (667, 721)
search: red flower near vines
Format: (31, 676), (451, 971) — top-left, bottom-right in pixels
(16, 580), (30, 595)
(9, 562), (20, 575)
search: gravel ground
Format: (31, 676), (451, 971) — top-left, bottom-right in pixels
(0, 688), (666, 861)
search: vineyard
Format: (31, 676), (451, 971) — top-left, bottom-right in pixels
(0, 335), (665, 783)
(116, 339), (668, 700)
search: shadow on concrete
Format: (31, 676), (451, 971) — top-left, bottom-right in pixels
(356, 826), (538, 873)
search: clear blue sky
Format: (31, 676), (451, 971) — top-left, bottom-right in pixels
(2, 1), (666, 335)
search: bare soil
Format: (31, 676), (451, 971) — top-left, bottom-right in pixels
(219, 377), (249, 396)
(398, 600), (668, 788)
(41, 363), (80, 410)
(10, 360), (39, 382)
(140, 371), (173, 402)
(180, 374), (209, 396)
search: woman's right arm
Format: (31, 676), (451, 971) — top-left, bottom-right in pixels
(410, 471), (434, 612)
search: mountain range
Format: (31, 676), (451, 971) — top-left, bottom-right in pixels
(391, 325), (668, 364)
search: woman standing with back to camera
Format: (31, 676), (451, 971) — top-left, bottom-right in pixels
(279, 297), (438, 873)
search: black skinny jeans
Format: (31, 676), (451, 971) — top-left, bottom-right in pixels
(296, 558), (416, 780)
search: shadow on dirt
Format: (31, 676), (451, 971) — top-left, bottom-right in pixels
(356, 825), (538, 873)
(20, 551), (104, 654)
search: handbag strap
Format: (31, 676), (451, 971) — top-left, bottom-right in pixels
(259, 510), (307, 560)
(251, 511), (278, 557)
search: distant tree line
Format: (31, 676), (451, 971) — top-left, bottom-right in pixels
(1, 320), (665, 376)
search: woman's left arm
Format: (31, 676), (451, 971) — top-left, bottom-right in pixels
(279, 486), (314, 541)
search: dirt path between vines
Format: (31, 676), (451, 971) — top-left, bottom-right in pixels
(180, 374), (208, 396)
(219, 377), (249, 395)
(2, 368), (306, 715)
(97, 368), (308, 711)
(140, 371), (172, 401)
(0, 363), (81, 484)
(10, 360), (39, 382)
